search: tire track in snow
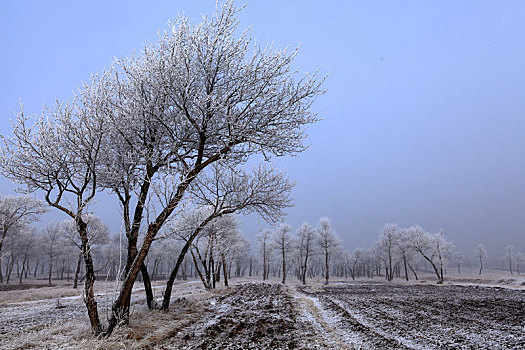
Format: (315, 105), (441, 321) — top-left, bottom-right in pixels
(293, 291), (353, 349)
(296, 287), (423, 350)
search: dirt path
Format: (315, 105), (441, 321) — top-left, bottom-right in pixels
(158, 282), (331, 349)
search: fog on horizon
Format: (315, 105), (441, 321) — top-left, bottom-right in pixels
(1, 1), (524, 256)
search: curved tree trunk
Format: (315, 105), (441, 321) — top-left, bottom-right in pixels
(140, 263), (154, 309)
(407, 262), (418, 280)
(160, 215), (215, 310)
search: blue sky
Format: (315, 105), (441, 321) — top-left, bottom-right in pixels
(1, 1), (525, 255)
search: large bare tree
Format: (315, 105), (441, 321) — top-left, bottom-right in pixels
(98, 1), (322, 333)
(0, 96), (107, 334)
(1, 0), (322, 335)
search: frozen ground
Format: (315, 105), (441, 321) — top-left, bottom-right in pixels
(0, 275), (524, 349)
(297, 282), (525, 349)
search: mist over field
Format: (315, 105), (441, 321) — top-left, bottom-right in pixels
(2, 1), (525, 253)
(1, 1), (524, 349)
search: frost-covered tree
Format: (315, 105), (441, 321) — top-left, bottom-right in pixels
(273, 223), (293, 284)
(432, 229), (453, 281)
(504, 245), (514, 275)
(0, 195), (47, 283)
(295, 222), (316, 284)
(349, 247), (365, 280)
(215, 218), (245, 286)
(190, 214), (240, 290)
(375, 223), (399, 281)
(160, 162), (293, 309)
(258, 228), (273, 281)
(405, 226), (452, 284)
(40, 223), (63, 286)
(316, 217), (341, 285)
(452, 251), (464, 275)
(397, 228), (419, 281)
(475, 244), (487, 275)
(515, 252), (524, 275)
(1, 0), (322, 334)
(230, 235), (250, 278)
(0, 96), (107, 333)
(59, 215), (109, 289)
(12, 228), (37, 285)
(95, 1), (322, 332)
(2, 225), (34, 284)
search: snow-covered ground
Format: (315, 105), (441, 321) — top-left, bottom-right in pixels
(296, 282), (525, 349)
(0, 274), (524, 349)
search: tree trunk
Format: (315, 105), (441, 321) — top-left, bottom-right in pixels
(479, 256), (483, 275)
(60, 259), (66, 280)
(324, 250), (329, 285)
(302, 253), (309, 285)
(73, 253), (82, 289)
(408, 262), (418, 280)
(222, 254), (228, 287)
(160, 216), (214, 310)
(190, 249), (209, 290)
(140, 263), (154, 309)
(401, 256), (408, 281)
(6, 257), (16, 284)
(106, 171), (200, 336)
(19, 256), (27, 285)
(211, 257), (217, 289)
(24, 258), (29, 279)
(282, 247), (286, 284)
(77, 217), (103, 335)
(48, 258), (53, 286)
(421, 254), (442, 284)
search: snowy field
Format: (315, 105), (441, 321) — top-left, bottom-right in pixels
(0, 273), (524, 349)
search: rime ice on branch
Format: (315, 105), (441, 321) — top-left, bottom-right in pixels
(0, 0), (323, 335)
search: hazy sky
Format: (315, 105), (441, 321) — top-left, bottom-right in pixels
(1, 1), (524, 255)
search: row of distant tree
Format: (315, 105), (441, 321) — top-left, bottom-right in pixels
(1, 195), (522, 291)
(254, 221), (524, 286)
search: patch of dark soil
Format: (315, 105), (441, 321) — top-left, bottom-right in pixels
(298, 283), (525, 350)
